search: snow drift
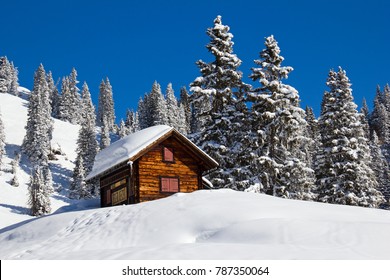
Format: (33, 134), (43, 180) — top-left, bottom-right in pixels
(1, 189), (390, 260)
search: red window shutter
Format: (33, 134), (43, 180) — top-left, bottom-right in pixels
(164, 147), (174, 162)
(161, 177), (170, 192)
(169, 178), (179, 192)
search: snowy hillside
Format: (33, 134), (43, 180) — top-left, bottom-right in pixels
(1, 189), (390, 260)
(0, 92), (87, 229)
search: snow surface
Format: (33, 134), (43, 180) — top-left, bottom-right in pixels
(1, 189), (390, 260)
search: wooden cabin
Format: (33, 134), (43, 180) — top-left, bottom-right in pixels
(86, 125), (218, 207)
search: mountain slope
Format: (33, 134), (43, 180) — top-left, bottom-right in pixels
(1, 189), (390, 260)
(0, 92), (84, 228)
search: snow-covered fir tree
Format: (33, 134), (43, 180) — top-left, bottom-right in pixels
(305, 106), (320, 168)
(165, 83), (180, 129)
(125, 109), (139, 134)
(58, 68), (81, 124)
(137, 96), (149, 130)
(97, 78), (116, 132)
(369, 131), (390, 207)
(179, 86), (191, 134)
(118, 119), (129, 138)
(0, 109), (5, 169)
(100, 115), (111, 150)
(0, 56), (19, 95)
(46, 71), (60, 118)
(360, 98), (370, 138)
(315, 67), (384, 208)
(370, 86), (389, 142)
(22, 64), (53, 163)
(248, 35), (315, 200)
(70, 82), (99, 198)
(22, 64), (54, 194)
(149, 81), (168, 126)
(28, 165), (51, 216)
(190, 15), (250, 189)
(69, 155), (90, 199)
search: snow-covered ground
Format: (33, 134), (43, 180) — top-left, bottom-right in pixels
(1, 189), (390, 259)
(1, 92), (390, 260)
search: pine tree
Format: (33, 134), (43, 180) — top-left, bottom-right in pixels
(247, 35), (314, 199)
(369, 131), (390, 207)
(28, 166), (51, 216)
(97, 78), (116, 132)
(165, 83), (179, 129)
(70, 82), (99, 198)
(148, 81), (168, 126)
(118, 119), (129, 138)
(179, 86), (191, 134)
(69, 155), (90, 199)
(189, 15), (250, 189)
(0, 57), (19, 95)
(22, 64), (53, 194)
(370, 86), (389, 143)
(100, 116), (111, 150)
(125, 109), (138, 133)
(137, 96), (149, 130)
(315, 67), (384, 208)
(360, 98), (370, 138)
(46, 71), (60, 118)
(58, 69), (81, 124)
(0, 109), (5, 169)
(305, 106), (320, 168)
(22, 64), (53, 163)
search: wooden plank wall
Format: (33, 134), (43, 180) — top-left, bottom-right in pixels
(138, 136), (201, 202)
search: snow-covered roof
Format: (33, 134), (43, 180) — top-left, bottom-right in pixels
(86, 125), (218, 180)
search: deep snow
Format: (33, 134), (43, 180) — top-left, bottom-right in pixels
(1, 189), (390, 260)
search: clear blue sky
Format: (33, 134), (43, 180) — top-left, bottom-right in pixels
(1, 0), (389, 121)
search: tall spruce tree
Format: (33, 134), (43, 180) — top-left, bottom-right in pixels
(148, 81), (168, 126)
(165, 83), (180, 129)
(315, 67), (384, 208)
(22, 65), (53, 163)
(58, 68), (81, 124)
(70, 82), (99, 198)
(369, 131), (390, 207)
(248, 35), (314, 199)
(305, 106), (320, 168)
(28, 165), (51, 216)
(189, 15), (250, 189)
(179, 86), (191, 134)
(97, 78), (116, 132)
(46, 71), (60, 118)
(0, 57), (19, 95)
(100, 115), (111, 150)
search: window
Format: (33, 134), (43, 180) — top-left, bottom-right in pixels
(160, 177), (179, 193)
(163, 146), (174, 162)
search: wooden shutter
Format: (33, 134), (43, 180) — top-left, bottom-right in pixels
(163, 147), (174, 162)
(106, 189), (111, 204)
(161, 177), (170, 192)
(169, 178), (179, 192)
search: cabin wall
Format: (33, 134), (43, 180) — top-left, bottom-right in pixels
(100, 165), (131, 207)
(138, 137), (201, 202)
